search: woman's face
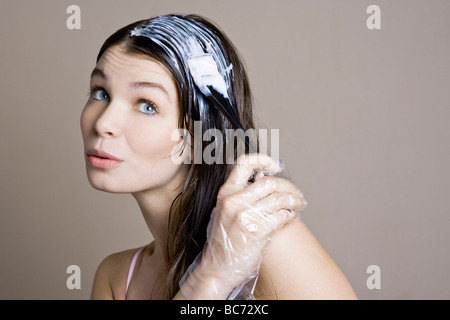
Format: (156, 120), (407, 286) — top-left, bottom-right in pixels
(80, 44), (189, 194)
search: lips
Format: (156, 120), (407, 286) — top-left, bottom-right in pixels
(86, 149), (123, 168)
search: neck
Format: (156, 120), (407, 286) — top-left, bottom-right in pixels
(131, 182), (183, 267)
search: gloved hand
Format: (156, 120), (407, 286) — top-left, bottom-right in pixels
(178, 154), (308, 299)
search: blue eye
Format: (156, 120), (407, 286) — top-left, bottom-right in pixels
(138, 101), (158, 115)
(91, 88), (109, 101)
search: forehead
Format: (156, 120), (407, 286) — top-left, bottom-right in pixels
(94, 44), (176, 88)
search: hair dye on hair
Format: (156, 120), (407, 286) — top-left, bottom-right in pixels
(129, 15), (254, 152)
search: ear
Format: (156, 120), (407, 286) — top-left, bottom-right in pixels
(171, 128), (193, 165)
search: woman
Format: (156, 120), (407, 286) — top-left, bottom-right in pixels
(81, 14), (357, 300)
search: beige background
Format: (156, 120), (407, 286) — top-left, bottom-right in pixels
(1, 0), (449, 299)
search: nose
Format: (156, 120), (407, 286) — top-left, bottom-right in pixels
(94, 100), (126, 138)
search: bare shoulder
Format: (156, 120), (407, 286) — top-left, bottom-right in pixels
(90, 246), (144, 300)
(255, 219), (358, 300)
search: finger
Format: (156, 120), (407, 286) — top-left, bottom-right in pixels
(267, 208), (298, 232)
(219, 176), (306, 214)
(241, 176), (304, 203)
(226, 154), (283, 188)
(253, 170), (266, 181)
(237, 207), (298, 237)
(252, 192), (307, 214)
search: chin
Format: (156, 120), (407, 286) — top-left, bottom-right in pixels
(88, 180), (128, 194)
(85, 170), (130, 194)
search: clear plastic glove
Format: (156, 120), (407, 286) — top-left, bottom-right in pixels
(179, 154), (308, 299)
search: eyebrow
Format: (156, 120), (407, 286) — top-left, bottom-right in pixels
(90, 67), (172, 102)
(129, 81), (171, 102)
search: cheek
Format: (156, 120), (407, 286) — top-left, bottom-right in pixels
(130, 124), (177, 158)
(80, 104), (95, 139)
(130, 123), (185, 189)
(126, 121), (182, 180)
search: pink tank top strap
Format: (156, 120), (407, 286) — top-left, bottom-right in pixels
(125, 246), (146, 296)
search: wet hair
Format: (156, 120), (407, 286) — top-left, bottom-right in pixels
(96, 14), (257, 299)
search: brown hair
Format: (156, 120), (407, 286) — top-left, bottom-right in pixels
(96, 14), (257, 299)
